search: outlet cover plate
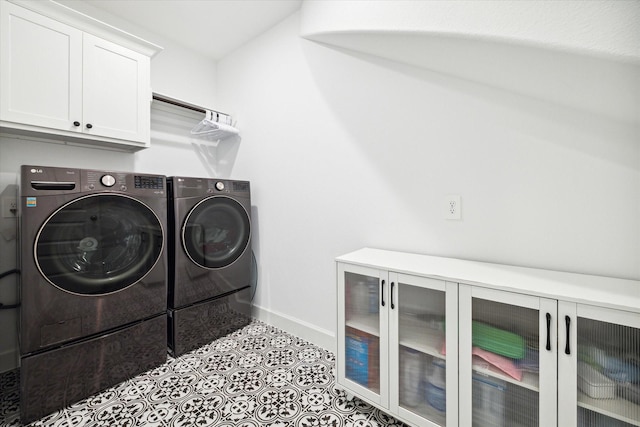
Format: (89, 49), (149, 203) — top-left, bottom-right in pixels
(444, 195), (461, 220)
(2, 197), (17, 218)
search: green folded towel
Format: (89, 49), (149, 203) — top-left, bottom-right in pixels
(473, 321), (526, 359)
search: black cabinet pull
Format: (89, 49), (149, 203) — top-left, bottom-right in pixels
(546, 313), (551, 351)
(565, 315), (571, 355)
(381, 280), (385, 307)
(73, 121), (80, 127)
(390, 282), (395, 309)
(86, 123), (93, 129)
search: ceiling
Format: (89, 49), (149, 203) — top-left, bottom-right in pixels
(64, 0), (303, 60)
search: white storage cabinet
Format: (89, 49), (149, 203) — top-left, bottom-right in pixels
(337, 263), (459, 427)
(336, 248), (640, 427)
(0, 0), (160, 150)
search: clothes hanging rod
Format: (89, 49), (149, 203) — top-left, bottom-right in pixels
(152, 92), (229, 117)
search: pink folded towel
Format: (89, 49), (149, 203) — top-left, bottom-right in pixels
(472, 347), (523, 381)
(441, 342), (523, 381)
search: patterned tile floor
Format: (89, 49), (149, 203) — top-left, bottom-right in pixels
(0, 320), (407, 427)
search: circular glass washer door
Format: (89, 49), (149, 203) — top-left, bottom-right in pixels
(182, 196), (250, 269)
(35, 194), (164, 295)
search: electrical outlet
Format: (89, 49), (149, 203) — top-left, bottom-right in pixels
(444, 195), (461, 220)
(2, 197), (17, 218)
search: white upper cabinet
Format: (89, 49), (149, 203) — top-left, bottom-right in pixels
(0, 1), (160, 150)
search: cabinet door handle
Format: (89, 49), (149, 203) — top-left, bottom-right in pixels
(546, 313), (551, 351)
(73, 121), (80, 127)
(381, 280), (385, 307)
(86, 123), (93, 129)
(390, 282), (395, 309)
(565, 315), (571, 355)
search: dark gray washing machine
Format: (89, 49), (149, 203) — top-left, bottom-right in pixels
(19, 165), (168, 424)
(167, 176), (252, 357)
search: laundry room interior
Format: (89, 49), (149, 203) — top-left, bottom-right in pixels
(0, 1), (639, 426)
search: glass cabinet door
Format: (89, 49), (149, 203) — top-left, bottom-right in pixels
(460, 285), (557, 427)
(337, 264), (388, 408)
(389, 274), (457, 427)
(559, 303), (640, 427)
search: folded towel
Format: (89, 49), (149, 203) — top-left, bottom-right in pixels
(473, 347), (523, 381)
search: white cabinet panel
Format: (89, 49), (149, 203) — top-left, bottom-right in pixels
(338, 264), (388, 408)
(559, 303), (640, 427)
(0, 2), (82, 131)
(390, 274), (458, 427)
(82, 34), (149, 143)
(459, 285), (557, 427)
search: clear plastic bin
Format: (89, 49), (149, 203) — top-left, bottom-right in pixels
(473, 374), (506, 427)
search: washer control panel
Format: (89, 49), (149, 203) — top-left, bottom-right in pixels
(83, 171), (164, 194)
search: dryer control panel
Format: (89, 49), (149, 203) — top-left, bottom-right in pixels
(134, 175), (164, 190)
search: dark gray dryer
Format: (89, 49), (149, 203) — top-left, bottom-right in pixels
(19, 165), (168, 424)
(167, 176), (252, 357)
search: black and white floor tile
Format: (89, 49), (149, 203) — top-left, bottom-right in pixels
(0, 320), (407, 427)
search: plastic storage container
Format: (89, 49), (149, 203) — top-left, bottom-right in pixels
(578, 407), (629, 427)
(473, 374), (506, 427)
(617, 381), (640, 404)
(426, 359), (446, 412)
(367, 279), (378, 314)
(400, 347), (422, 407)
(577, 362), (616, 399)
(345, 333), (369, 386)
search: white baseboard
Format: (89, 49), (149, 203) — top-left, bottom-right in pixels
(251, 305), (336, 354)
(0, 348), (18, 374)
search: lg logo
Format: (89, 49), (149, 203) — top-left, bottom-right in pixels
(30, 168), (43, 174)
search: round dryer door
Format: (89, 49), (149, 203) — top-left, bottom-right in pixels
(182, 196), (250, 269)
(35, 194), (164, 295)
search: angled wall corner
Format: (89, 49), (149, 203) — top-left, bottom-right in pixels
(300, 0), (640, 62)
(300, 0), (640, 126)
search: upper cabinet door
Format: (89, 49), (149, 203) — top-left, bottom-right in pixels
(82, 33), (150, 143)
(0, 2), (83, 132)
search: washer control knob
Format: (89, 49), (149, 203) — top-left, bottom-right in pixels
(101, 175), (116, 187)
(215, 181), (225, 191)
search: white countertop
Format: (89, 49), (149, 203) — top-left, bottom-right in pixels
(336, 248), (640, 314)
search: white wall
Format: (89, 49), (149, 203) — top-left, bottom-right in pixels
(217, 11), (640, 347)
